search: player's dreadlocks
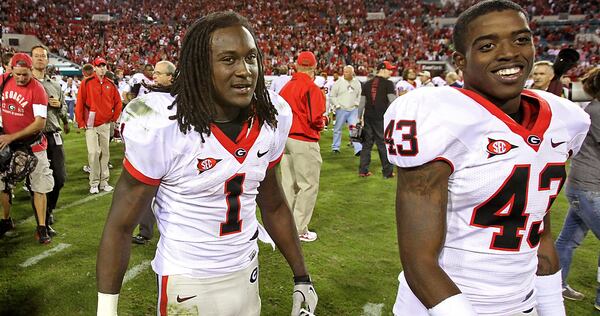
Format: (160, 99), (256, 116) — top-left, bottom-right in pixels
(169, 11), (277, 138)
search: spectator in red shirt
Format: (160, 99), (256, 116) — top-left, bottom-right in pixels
(279, 51), (327, 242)
(75, 57), (122, 194)
(0, 53), (54, 244)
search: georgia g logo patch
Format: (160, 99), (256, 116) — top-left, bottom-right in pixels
(486, 138), (518, 158)
(197, 158), (221, 174)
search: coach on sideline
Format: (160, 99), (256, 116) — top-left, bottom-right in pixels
(279, 51), (327, 243)
(75, 57), (122, 194)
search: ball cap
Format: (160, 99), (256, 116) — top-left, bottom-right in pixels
(93, 57), (107, 67)
(297, 51), (317, 67)
(11, 53), (33, 69)
(418, 70), (431, 78)
(377, 61), (397, 70)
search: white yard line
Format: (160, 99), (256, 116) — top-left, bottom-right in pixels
(19, 243), (72, 267)
(362, 303), (384, 316)
(18, 191), (112, 225)
(55, 191), (113, 211)
(123, 260), (152, 285)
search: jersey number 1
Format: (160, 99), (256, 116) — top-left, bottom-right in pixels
(471, 164), (566, 251)
(220, 174), (245, 236)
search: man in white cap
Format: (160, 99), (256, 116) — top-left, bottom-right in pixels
(418, 70), (435, 87)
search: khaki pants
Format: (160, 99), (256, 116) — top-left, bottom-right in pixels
(85, 123), (110, 188)
(279, 138), (322, 235)
(157, 257), (260, 316)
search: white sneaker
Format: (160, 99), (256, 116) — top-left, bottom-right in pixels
(299, 231), (318, 242)
(100, 185), (114, 192)
(83, 165), (91, 173)
(89, 186), (99, 194)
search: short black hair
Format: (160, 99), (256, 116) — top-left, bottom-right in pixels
(453, 0), (527, 54)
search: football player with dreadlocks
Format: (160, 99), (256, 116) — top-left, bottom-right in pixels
(96, 11), (317, 316)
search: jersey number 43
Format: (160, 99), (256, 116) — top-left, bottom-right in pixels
(384, 119), (566, 252)
(471, 163), (565, 251)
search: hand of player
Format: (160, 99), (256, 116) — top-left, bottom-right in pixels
(63, 123), (70, 134)
(291, 281), (318, 316)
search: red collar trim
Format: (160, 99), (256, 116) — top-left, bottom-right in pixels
(457, 88), (552, 152)
(210, 117), (261, 163)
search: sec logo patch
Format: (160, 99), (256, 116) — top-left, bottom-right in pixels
(486, 138), (518, 158)
(196, 158), (221, 174)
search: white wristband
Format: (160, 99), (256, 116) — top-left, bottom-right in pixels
(535, 270), (565, 316)
(428, 293), (477, 316)
(97, 292), (119, 316)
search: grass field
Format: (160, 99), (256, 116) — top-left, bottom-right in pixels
(0, 125), (599, 316)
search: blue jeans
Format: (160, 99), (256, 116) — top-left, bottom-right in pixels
(332, 108), (362, 154)
(555, 185), (600, 304)
(66, 100), (75, 120)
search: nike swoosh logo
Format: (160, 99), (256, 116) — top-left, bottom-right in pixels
(176, 295), (197, 303)
(257, 150), (269, 158)
(551, 140), (566, 148)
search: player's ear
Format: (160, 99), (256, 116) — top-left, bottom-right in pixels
(453, 51), (466, 71)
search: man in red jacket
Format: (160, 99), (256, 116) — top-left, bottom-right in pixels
(279, 51), (327, 242)
(75, 57), (122, 194)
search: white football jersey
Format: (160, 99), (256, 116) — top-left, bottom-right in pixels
(269, 75), (291, 94)
(323, 78), (335, 112)
(385, 87), (590, 315)
(128, 73), (154, 97)
(395, 80), (418, 95)
(120, 91), (292, 278)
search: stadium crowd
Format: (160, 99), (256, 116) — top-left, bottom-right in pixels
(1, 0), (598, 77)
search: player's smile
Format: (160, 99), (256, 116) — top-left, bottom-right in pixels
(455, 9), (534, 113)
(231, 81), (253, 95)
(490, 63), (525, 84)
